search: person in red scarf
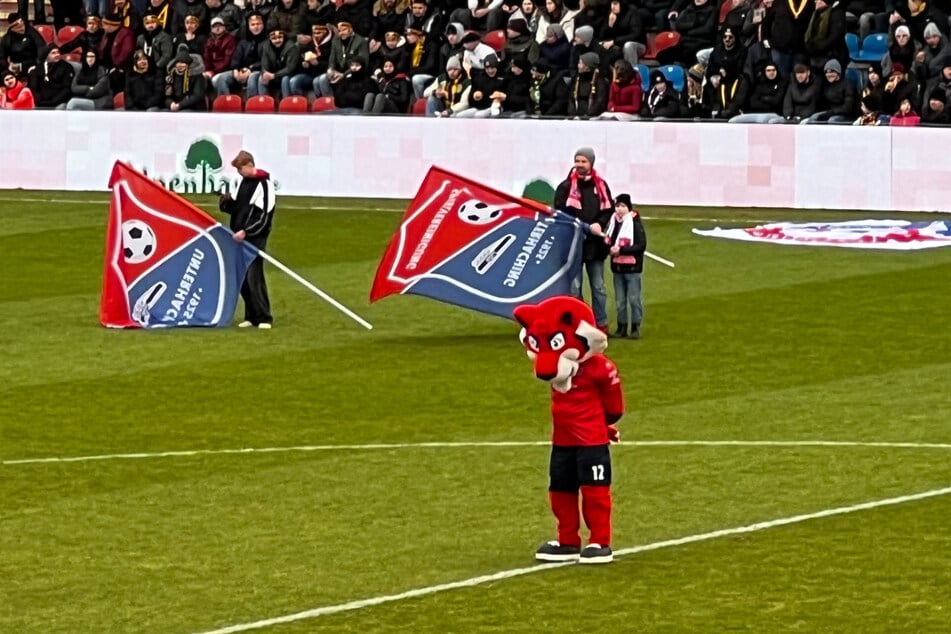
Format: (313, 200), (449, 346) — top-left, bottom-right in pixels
(553, 147), (614, 332)
(0, 69), (35, 109)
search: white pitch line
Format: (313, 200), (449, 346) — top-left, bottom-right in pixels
(3, 439), (951, 467)
(0, 196), (798, 223)
(193, 484), (951, 634)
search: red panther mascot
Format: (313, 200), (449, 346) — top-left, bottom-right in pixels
(514, 295), (624, 564)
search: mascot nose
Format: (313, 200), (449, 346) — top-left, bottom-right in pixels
(536, 371), (557, 381)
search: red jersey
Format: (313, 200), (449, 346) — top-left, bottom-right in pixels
(550, 354), (624, 446)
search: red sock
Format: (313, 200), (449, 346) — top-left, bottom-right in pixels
(581, 485), (612, 547)
(549, 490), (581, 547)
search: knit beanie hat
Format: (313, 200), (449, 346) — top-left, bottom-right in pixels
(574, 147), (596, 164)
(614, 193), (632, 209)
(579, 51), (600, 69)
(446, 55), (462, 71)
(823, 58), (842, 75)
(574, 25), (594, 45)
(923, 22), (941, 39)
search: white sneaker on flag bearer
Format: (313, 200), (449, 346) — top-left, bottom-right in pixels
(100, 161), (372, 330)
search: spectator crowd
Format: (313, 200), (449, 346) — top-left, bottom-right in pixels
(1, 0), (951, 124)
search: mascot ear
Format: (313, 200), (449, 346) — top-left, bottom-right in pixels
(513, 304), (536, 329)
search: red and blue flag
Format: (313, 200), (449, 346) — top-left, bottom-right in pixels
(100, 161), (257, 328)
(370, 166), (584, 319)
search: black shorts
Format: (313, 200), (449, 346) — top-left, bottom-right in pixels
(548, 444), (612, 492)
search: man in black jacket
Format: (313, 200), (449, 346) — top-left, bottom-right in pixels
(553, 147), (614, 332)
(219, 151), (276, 329)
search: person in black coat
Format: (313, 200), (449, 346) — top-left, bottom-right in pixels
(364, 58), (411, 112)
(568, 50), (610, 117)
(28, 43), (74, 108)
(218, 150), (277, 329)
(124, 49), (165, 110)
(528, 58), (568, 116)
(333, 53), (378, 111)
(643, 68), (681, 118)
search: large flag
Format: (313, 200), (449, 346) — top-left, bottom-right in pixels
(693, 219), (951, 250)
(101, 161), (258, 328)
(370, 166), (585, 319)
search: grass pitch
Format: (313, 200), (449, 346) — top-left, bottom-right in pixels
(1, 192), (950, 633)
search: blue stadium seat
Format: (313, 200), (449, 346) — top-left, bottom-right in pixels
(845, 66), (865, 92)
(635, 64), (651, 93)
(854, 33), (889, 63)
(660, 64), (686, 92)
(846, 33), (860, 62)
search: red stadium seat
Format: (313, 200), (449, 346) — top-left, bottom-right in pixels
(244, 95), (276, 113)
(113, 92), (125, 110)
(642, 31), (681, 61)
(651, 31), (680, 57)
(410, 98), (427, 116)
(35, 24), (55, 45)
(311, 96), (336, 112)
(56, 25), (84, 46)
(63, 51), (82, 63)
(212, 94), (244, 112)
(278, 95), (309, 113)
(483, 29), (506, 53)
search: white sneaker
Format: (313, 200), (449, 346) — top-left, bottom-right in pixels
(258, 323), (272, 329)
(238, 321), (254, 328)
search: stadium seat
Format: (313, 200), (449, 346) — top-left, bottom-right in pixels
(113, 92), (125, 110)
(659, 63), (686, 92)
(279, 95), (309, 113)
(845, 33), (860, 62)
(35, 24), (54, 45)
(635, 63), (651, 92)
(483, 29), (506, 53)
(651, 31), (680, 59)
(408, 98), (427, 115)
(56, 25), (84, 46)
(845, 66), (865, 92)
(854, 33), (888, 63)
(640, 32), (658, 61)
(244, 94), (276, 113)
(212, 94), (243, 112)
(63, 50), (82, 63)
(311, 96), (337, 112)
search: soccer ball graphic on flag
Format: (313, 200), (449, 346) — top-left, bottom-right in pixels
(121, 219), (157, 264)
(458, 199), (504, 225)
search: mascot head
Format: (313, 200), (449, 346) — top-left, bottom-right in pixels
(513, 296), (608, 393)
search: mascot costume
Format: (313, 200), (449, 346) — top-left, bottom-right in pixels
(514, 295), (624, 564)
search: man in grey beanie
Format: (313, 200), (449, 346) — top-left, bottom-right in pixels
(553, 147), (614, 332)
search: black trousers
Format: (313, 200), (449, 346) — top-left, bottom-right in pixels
(241, 254), (272, 325)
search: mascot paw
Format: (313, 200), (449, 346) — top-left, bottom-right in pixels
(607, 425), (620, 443)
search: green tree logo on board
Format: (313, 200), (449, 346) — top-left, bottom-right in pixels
(140, 137), (258, 195)
(184, 139), (224, 193)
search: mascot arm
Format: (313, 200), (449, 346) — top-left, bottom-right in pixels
(607, 424), (620, 443)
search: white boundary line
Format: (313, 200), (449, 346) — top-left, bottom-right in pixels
(0, 195), (798, 223)
(193, 484), (951, 634)
(4, 439), (951, 466)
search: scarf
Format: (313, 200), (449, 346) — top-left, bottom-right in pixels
(566, 168), (611, 211)
(605, 211), (637, 265)
(411, 36), (425, 68)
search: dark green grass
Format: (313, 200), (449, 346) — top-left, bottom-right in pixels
(1, 191), (950, 633)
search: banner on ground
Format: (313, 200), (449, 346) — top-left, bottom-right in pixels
(100, 161), (257, 328)
(693, 219), (951, 250)
(370, 166), (585, 319)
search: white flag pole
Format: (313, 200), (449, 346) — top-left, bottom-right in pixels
(257, 250), (374, 330)
(579, 221), (676, 269)
(645, 251), (676, 268)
